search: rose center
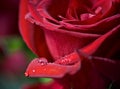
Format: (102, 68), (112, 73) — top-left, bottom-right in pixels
(59, 6), (103, 22)
(80, 6), (102, 21)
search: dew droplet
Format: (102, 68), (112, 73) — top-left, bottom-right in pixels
(25, 72), (29, 77)
(32, 70), (36, 73)
(38, 58), (48, 66)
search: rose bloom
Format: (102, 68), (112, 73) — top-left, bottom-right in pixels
(19, 0), (120, 89)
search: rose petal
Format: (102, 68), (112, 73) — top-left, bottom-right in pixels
(19, 0), (52, 60)
(92, 56), (120, 81)
(71, 58), (107, 89)
(60, 14), (120, 34)
(82, 24), (120, 55)
(25, 57), (81, 78)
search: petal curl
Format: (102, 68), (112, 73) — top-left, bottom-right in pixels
(25, 54), (81, 78)
(19, 0), (52, 60)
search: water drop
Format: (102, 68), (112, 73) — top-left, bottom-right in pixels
(25, 72), (29, 77)
(32, 70), (36, 73)
(38, 58), (48, 66)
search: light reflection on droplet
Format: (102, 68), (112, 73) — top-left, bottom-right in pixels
(32, 70), (36, 73)
(38, 58), (48, 66)
(25, 72), (29, 77)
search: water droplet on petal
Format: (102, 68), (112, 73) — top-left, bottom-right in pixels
(32, 70), (36, 73)
(25, 72), (29, 77)
(38, 58), (48, 66)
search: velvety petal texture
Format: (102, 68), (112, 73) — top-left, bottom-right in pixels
(19, 0), (120, 89)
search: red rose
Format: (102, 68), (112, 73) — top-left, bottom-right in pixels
(19, 0), (120, 89)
